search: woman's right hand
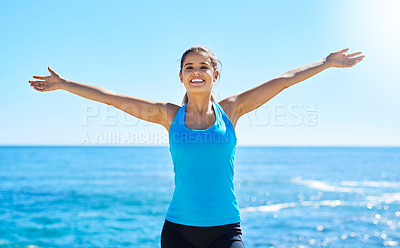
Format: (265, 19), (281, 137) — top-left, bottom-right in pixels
(29, 66), (65, 92)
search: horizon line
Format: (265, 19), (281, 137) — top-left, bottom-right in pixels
(1, 144), (399, 148)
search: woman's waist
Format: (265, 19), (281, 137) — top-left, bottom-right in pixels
(171, 187), (237, 206)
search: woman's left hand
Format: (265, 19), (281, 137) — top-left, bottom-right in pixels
(325, 48), (365, 68)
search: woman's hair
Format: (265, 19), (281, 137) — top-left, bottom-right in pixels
(180, 45), (222, 105)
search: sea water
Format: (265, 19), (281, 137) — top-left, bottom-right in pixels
(0, 146), (399, 248)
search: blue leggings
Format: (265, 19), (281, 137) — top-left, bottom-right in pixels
(161, 219), (245, 248)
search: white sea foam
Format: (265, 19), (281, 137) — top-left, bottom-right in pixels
(241, 202), (296, 212)
(242, 178), (399, 213)
(241, 193), (400, 213)
(241, 200), (343, 213)
(365, 193), (400, 203)
(384, 241), (399, 247)
(291, 177), (362, 193)
(301, 200), (343, 208)
(341, 181), (400, 188)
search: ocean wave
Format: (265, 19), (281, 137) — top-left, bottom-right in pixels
(291, 177), (363, 193)
(240, 202), (296, 212)
(341, 180), (400, 188)
(241, 193), (400, 213)
(365, 193), (400, 203)
(241, 200), (343, 213)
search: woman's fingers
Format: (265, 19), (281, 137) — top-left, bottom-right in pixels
(349, 55), (365, 61)
(33, 75), (48, 80)
(48, 66), (55, 74)
(346, 57), (363, 67)
(29, 80), (46, 92)
(32, 66), (57, 80)
(339, 48), (349, 53)
(29, 80), (45, 85)
(32, 85), (45, 91)
(347, 52), (363, 57)
(351, 56), (364, 63)
(30, 83), (45, 87)
(48, 66), (60, 76)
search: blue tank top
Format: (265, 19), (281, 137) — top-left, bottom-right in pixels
(166, 101), (241, 227)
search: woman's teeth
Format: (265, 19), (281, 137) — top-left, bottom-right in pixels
(191, 79), (204, 83)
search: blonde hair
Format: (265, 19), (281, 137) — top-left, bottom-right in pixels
(179, 45), (222, 105)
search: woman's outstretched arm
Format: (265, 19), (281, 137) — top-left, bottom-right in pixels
(29, 67), (179, 130)
(220, 48), (365, 126)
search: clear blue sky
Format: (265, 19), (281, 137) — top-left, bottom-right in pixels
(1, 0), (399, 146)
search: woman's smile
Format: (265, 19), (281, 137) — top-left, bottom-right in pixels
(190, 78), (205, 84)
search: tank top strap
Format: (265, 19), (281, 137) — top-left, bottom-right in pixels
(214, 101), (236, 131)
(213, 101), (224, 120)
(212, 101), (222, 126)
(176, 103), (188, 126)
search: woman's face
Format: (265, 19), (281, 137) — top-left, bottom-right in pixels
(179, 52), (219, 95)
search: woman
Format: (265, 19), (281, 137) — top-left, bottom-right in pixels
(29, 45), (365, 248)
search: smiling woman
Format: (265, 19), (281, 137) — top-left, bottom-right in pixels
(29, 44), (364, 248)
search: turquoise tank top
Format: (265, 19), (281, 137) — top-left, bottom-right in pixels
(166, 101), (241, 227)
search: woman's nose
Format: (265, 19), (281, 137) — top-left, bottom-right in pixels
(192, 68), (201, 75)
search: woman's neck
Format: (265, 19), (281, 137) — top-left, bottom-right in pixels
(186, 93), (213, 114)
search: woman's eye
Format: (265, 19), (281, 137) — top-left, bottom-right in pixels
(185, 66), (208, 70)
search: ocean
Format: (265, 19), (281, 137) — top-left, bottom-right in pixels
(0, 146), (399, 248)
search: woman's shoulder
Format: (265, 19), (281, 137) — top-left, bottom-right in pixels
(165, 102), (182, 118)
(163, 102), (183, 132)
(218, 98), (238, 129)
